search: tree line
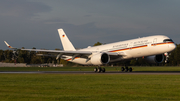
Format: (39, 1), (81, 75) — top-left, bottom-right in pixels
(0, 43), (180, 66)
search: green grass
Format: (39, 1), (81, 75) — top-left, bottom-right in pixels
(0, 66), (180, 71)
(0, 74), (180, 101)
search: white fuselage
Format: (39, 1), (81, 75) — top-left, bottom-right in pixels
(64, 35), (176, 65)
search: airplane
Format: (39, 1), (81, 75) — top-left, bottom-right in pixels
(4, 29), (176, 72)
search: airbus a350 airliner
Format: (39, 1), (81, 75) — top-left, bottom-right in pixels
(5, 29), (176, 72)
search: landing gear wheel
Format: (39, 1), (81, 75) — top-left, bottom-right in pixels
(97, 67), (102, 73)
(165, 60), (169, 63)
(102, 68), (106, 73)
(121, 67), (125, 72)
(94, 68), (97, 72)
(125, 67), (128, 72)
(129, 67), (132, 72)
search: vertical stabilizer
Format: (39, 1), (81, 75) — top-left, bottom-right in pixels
(58, 29), (76, 51)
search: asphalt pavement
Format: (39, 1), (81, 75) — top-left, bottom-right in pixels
(0, 71), (180, 75)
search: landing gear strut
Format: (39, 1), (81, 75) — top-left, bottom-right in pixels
(121, 66), (132, 72)
(94, 67), (105, 73)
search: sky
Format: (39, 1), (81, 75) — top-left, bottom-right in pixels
(1, 0), (180, 50)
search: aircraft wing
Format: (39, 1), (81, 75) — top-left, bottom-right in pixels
(22, 49), (92, 55)
(21, 49), (125, 60)
(4, 41), (126, 60)
(21, 49), (125, 56)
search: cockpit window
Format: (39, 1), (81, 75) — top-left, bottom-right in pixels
(163, 39), (173, 43)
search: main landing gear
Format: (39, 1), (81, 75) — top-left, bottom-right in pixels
(94, 66), (132, 73)
(121, 66), (132, 72)
(94, 67), (106, 73)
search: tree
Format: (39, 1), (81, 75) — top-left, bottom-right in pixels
(1, 43), (180, 66)
(0, 50), (5, 62)
(169, 44), (180, 66)
(3, 50), (13, 63)
(93, 42), (102, 46)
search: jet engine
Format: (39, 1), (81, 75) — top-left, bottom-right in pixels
(90, 53), (110, 65)
(144, 54), (164, 64)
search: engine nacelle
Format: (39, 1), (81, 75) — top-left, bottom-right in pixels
(91, 53), (110, 65)
(145, 54), (164, 64)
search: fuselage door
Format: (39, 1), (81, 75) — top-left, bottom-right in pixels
(153, 38), (157, 46)
(129, 42), (133, 50)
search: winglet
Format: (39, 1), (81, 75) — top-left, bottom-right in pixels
(4, 41), (16, 49)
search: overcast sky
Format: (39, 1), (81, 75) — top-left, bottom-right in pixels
(1, 0), (180, 50)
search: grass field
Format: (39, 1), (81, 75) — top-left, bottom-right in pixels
(1, 66), (180, 101)
(0, 74), (180, 101)
(0, 66), (180, 71)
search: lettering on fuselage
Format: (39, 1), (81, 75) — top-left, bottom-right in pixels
(113, 43), (128, 48)
(113, 40), (152, 48)
(133, 40), (152, 47)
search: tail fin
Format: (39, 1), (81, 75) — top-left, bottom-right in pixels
(58, 29), (76, 51)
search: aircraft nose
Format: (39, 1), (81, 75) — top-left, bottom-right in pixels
(169, 43), (176, 50)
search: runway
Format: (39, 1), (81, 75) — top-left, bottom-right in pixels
(1, 71), (180, 75)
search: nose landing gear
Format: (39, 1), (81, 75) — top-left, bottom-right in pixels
(164, 53), (169, 63)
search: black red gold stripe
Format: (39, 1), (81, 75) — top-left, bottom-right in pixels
(66, 42), (174, 60)
(67, 57), (80, 61)
(151, 42), (174, 46)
